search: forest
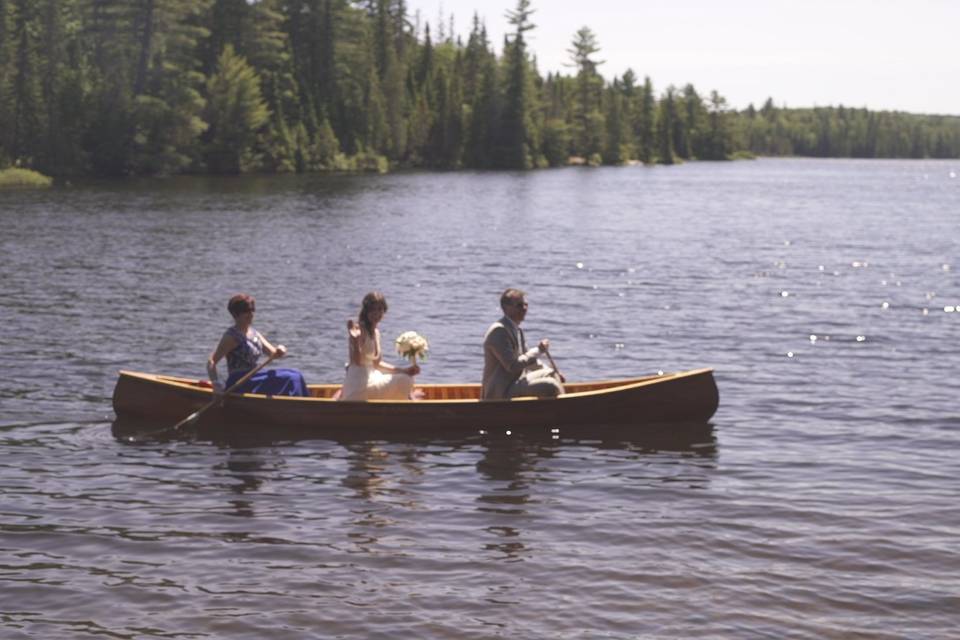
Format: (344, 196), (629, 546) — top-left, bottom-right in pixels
(2, 0), (958, 177)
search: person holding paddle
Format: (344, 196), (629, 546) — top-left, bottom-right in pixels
(207, 294), (307, 397)
(481, 288), (564, 400)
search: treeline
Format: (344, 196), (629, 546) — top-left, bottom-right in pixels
(1, 0), (958, 178)
(736, 102), (960, 159)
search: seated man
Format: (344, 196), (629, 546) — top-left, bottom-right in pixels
(481, 288), (564, 400)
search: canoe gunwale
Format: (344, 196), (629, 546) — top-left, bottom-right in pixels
(125, 368), (713, 405)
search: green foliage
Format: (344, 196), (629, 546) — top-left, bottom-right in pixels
(655, 88), (676, 165)
(0, 166), (53, 188)
(204, 44), (269, 173)
(568, 26), (604, 159)
(0, 0), (957, 178)
(496, 0), (538, 169)
(541, 118), (571, 167)
(732, 103), (960, 159)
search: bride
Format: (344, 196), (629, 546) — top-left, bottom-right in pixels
(339, 292), (420, 401)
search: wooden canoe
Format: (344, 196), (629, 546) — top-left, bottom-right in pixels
(112, 368), (718, 430)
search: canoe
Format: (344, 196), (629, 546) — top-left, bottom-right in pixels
(112, 368), (718, 431)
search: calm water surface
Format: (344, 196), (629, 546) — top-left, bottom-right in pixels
(1, 159), (958, 638)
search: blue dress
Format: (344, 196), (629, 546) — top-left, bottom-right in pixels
(223, 326), (308, 397)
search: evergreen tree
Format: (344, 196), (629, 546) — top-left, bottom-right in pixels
(9, 0), (43, 164)
(37, 0), (87, 175)
(464, 45), (499, 168)
(655, 87), (675, 164)
(497, 0), (536, 169)
(702, 90), (731, 159)
(603, 80), (627, 164)
(204, 44), (269, 173)
(567, 26), (604, 159)
(128, 0), (212, 174)
(635, 75), (655, 164)
(0, 0), (15, 164)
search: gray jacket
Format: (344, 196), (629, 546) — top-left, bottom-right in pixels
(481, 316), (540, 400)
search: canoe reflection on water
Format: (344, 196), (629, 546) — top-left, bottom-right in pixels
(129, 420), (716, 560)
(111, 416), (716, 456)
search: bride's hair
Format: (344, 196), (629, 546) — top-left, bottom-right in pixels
(359, 291), (388, 336)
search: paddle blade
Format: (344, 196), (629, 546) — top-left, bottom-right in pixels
(172, 409), (202, 431)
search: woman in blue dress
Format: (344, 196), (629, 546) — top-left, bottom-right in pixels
(206, 294), (308, 397)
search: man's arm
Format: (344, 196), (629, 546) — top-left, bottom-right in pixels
(485, 325), (539, 377)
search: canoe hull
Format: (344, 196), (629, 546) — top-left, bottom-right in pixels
(112, 368), (719, 431)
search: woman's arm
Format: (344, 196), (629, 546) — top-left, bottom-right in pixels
(373, 330), (420, 376)
(207, 333), (238, 392)
(258, 331), (288, 358)
(347, 320), (362, 365)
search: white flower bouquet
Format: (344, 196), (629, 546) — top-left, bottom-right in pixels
(395, 331), (429, 363)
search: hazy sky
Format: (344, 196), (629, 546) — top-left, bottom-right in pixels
(407, 0), (959, 115)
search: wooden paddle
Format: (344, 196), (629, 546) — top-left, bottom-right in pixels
(171, 354), (278, 431)
(543, 347), (566, 384)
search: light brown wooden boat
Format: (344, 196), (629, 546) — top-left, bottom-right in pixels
(112, 368), (718, 430)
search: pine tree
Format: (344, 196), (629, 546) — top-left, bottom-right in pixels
(682, 84), (706, 158)
(498, 0), (536, 169)
(130, 0), (212, 174)
(635, 76), (655, 164)
(37, 0), (87, 175)
(669, 86), (690, 159)
(702, 90), (731, 159)
(204, 44), (269, 173)
(604, 80), (627, 164)
(9, 0), (43, 164)
(0, 0), (14, 164)
(464, 46), (498, 168)
(567, 26), (604, 159)
(655, 87), (675, 164)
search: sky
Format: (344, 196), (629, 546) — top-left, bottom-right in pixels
(406, 0), (960, 115)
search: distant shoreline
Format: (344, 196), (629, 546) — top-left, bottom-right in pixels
(10, 155), (958, 190)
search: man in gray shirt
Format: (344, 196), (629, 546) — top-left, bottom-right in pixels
(481, 288), (564, 400)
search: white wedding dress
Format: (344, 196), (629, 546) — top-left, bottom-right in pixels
(339, 328), (414, 401)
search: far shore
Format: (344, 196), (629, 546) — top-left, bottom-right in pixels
(7, 154), (959, 188)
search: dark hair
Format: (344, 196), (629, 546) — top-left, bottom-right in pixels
(359, 291), (388, 336)
(227, 293), (256, 318)
(500, 288), (526, 311)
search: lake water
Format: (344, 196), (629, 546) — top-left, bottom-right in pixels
(1, 158), (958, 638)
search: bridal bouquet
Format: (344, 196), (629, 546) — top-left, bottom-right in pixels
(395, 331), (429, 363)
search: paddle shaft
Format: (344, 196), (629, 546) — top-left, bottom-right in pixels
(543, 348), (566, 384)
(172, 354), (278, 431)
